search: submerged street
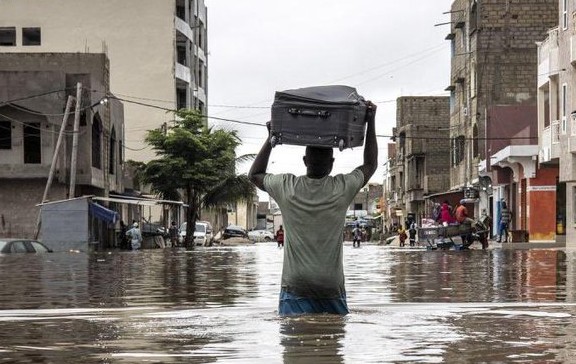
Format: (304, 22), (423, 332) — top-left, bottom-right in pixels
(0, 243), (575, 363)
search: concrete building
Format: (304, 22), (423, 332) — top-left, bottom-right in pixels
(444, 0), (558, 239)
(0, 53), (124, 238)
(537, 0), (576, 246)
(0, 0), (208, 162)
(385, 96), (451, 228)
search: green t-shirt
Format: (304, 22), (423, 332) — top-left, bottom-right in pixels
(264, 169), (364, 299)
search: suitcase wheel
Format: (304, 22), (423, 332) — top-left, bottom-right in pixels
(270, 135), (278, 147)
(338, 139), (345, 151)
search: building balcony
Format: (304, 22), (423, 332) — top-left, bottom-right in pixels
(174, 16), (194, 41)
(537, 27), (559, 88)
(539, 120), (561, 162)
(175, 62), (191, 83)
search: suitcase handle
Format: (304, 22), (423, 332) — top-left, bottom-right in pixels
(287, 108), (331, 118)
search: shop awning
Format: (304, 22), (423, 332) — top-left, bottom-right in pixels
(89, 202), (119, 224)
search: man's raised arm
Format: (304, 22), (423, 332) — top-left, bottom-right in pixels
(356, 102), (378, 185)
(248, 126), (273, 191)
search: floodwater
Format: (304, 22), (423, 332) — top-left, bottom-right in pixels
(1, 244), (576, 363)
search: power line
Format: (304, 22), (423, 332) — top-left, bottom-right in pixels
(0, 88), (71, 106)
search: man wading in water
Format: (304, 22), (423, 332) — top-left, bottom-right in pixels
(248, 102), (378, 316)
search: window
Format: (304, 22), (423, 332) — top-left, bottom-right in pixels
(0, 27), (16, 46)
(109, 127), (116, 175)
(0, 121), (11, 149)
(177, 88), (187, 110)
(543, 88), (550, 128)
(22, 27), (41, 46)
(198, 60), (204, 88)
(470, 1), (478, 33)
(10, 241), (27, 253)
(451, 135), (466, 166)
(563, 0), (568, 30)
(177, 44), (187, 66)
(198, 100), (205, 115)
(119, 140), (123, 165)
(472, 124), (479, 158)
(23, 123), (41, 164)
(92, 115), (102, 169)
(197, 20), (205, 49)
(562, 83), (568, 134)
(176, 5), (186, 20)
(470, 62), (477, 99)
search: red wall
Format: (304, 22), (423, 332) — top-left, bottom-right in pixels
(527, 166), (558, 240)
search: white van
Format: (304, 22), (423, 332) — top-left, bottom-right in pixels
(179, 221), (214, 246)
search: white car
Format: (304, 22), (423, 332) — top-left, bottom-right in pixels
(248, 229), (275, 242)
(179, 221), (214, 246)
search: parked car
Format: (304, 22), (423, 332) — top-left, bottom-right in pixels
(0, 239), (52, 254)
(248, 229), (275, 242)
(223, 225), (248, 239)
(179, 221), (214, 246)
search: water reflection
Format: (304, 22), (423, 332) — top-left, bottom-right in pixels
(280, 315), (345, 364)
(0, 245), (574, 363)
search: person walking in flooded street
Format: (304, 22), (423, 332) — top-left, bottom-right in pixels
(276, 225), (285, 248)
(126, 222), (143, 250)
(497, 201), (512, 243)
(248, 102), (378, 316)
(169, 221), (179, 247)
(352, 223), (363, 248)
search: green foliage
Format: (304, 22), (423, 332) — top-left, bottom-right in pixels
(144, 109), (240, 194)
(140, 109), (255, 247)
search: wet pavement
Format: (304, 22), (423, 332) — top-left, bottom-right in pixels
(0, 243), (575, 363)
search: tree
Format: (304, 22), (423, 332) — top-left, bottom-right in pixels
(141, 109), (255, 247)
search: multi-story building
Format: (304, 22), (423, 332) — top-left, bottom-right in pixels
(386, 96), (451, 227)
(538, 0), (576, 246)
(0, 53), (124, 237)
(445, 0), (558, 239)
(0, 0), (208, 162)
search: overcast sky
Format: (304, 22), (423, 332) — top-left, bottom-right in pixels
(205, 0), (453, 199)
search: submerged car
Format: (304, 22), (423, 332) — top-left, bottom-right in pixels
(223, 225), (248, 239)
(0, 239), (52, 254)
(248, 229), (275, 242)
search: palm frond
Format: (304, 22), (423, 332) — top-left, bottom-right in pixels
(202, 175), (256, 208)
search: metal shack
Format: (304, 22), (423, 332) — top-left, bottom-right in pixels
(39, 196), (119, 252)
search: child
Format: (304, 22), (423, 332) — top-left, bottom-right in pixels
(398, 226), (408, 247)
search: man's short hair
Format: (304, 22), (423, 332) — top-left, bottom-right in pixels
(305, 146), (333, 164)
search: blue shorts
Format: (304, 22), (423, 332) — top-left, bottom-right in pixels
(278, 289), (349, 316)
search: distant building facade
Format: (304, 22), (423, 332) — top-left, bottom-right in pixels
(445, 0), (558, 239)
(537, 0), (576, 245)
(385, 96), (451, 227)
(0, 0), (208, 162)
(0, 53), (124, 238)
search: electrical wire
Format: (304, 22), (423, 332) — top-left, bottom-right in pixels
(0, 88), (72, 107)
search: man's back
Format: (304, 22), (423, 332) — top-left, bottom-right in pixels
(264, 170), (364, 298)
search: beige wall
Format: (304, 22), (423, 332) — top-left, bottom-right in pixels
(1, 0), (180, 161)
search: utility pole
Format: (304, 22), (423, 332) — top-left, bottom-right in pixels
(34, 95), (74, 239)
(69, 82), (82, 198)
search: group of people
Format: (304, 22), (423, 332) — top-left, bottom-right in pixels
(433, 199), (511, 244)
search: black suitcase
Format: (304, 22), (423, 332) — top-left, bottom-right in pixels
(270, 85), (368, 151)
